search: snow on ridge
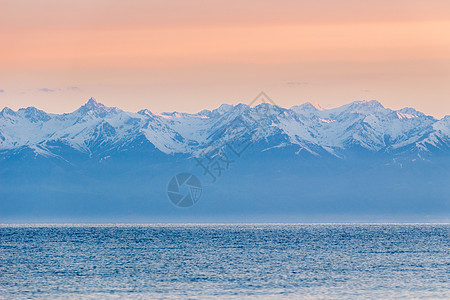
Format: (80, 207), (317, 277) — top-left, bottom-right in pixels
(0, 98), (448, 156)
(319, 118), (335, 123)
(309, 102), (324, 111)
(396, 112), (418, 120)
(154, 112), (172, 119)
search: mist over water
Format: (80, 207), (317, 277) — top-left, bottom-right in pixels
(1, 224), (449, 299)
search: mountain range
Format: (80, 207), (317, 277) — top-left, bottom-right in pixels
(1, 98), (449, 222)
(1, 98), (449, 158)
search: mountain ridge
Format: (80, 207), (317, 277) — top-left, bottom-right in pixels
(0, 98), (448, 159)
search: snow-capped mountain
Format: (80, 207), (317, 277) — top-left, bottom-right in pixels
(1, 98), (449, 221)
(0, 98), (448, 160)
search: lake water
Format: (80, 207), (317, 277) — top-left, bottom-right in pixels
(0, 224), (449, 299)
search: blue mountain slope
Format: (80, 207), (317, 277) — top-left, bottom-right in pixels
(0, 98), (449, 221)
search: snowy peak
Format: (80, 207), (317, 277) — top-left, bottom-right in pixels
(211, 103), (242, 115)
(339, 100), (384, 115)
(76, 98), (118, 117)
(0, 107), (16, 117)
(309, 102), (324, 111)
(137, 109), (153, 117)
(395, 107), (426, 120)
(17, 107), (51, 123)
(304, 102), (325, 111)
(290, 102), (324, 114)
(291, 100), (384, 117)
(84, 98), (104, 110)
(352, 99), (383, 108)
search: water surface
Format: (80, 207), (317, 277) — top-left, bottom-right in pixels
(1, 224), (449, 299)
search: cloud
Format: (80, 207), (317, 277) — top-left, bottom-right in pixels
(36, 86), (81, 93)
(67, 86), (81, 91)
(39, 88), (55, 92)
(0, 89), (5, 93)
(287, 81), (309, 86)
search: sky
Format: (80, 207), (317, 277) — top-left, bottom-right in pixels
(1, 0), (450, 118)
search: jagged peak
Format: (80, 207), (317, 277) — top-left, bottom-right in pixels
(397, 107), (423, 115)
(18, 106), (45, 113)
(251, 102), (284, 117)
(209, 103), (249, 115)
(76, 97), (118, 116)
(137, 109), (153, 116)
(293, 102), (325, 112)
(17, 106), (51, 122)
(1, 107), (15, 115)
(330, 100), (386, 116)
(214, 103), (234, 114)
(83, 97), (107, 110)
(349, 100), (384, 108)
(160, 111), (181, 117)
(253, 102), (278, 109)
(394, 107), (420, 120)
(196, 109), (212, 117)
(306, 102), (324, 111)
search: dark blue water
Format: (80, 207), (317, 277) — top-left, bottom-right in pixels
(1, 224), (449, 299)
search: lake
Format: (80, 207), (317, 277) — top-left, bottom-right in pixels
(1, 224), (449, 299)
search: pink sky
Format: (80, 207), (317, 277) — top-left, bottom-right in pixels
(1, 0), (449, 117)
